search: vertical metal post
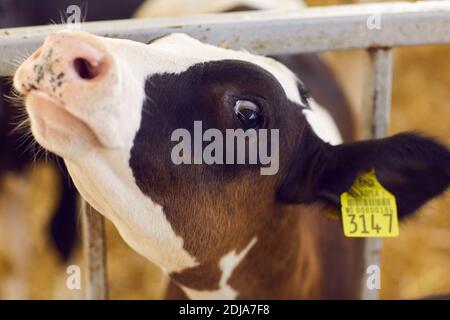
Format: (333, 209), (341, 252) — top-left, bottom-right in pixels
(360, 48), (393, 300)
(81, 200), (108, 300)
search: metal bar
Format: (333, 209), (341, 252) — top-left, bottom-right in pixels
(361, 48), (393, 140)
(360, 48), (393, 300)
(1, 1), (450, 75)
(81, 200), (108, 300)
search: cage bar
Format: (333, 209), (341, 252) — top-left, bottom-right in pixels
(360, 48), (393, 300)
(81, 201), (108, 300)
(1, 1), (450, 76)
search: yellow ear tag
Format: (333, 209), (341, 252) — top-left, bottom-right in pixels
(341, 169), (399, 237)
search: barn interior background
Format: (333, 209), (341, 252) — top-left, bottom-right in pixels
(0, 0), (449, 299)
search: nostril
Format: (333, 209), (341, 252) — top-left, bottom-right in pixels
(73, 57), (101, 80)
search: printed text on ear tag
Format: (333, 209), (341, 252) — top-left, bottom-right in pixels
(340, 169), (399, 237)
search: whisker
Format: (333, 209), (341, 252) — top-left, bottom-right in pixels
(82, 2), (89, 23)
(60, 9), (67, 25)
(9, 119), (30, 136)
(4, 92), (25, 108)
(5, 48), (31, 71)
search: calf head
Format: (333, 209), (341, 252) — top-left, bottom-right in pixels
(13, 31), (309, 276)
(13, 31), (450, 296)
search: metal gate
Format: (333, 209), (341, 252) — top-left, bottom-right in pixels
(1, 1), (449, 300)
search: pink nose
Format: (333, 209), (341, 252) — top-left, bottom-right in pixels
(47, 32), (107, 80)
(17, 32), (110, 94)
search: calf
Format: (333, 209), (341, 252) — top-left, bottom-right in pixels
(13, 31), (450, 299)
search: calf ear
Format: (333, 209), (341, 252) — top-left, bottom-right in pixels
(277, 126), (450, 219)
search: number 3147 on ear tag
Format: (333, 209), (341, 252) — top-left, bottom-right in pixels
(341, 169), (399, 237)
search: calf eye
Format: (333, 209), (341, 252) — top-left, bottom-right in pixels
(234, 100), (263, 129)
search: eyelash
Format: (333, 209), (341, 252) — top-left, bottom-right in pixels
(231, 95), (265, 109)
(298, 86), (310, 107)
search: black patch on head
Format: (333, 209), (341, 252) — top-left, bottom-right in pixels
(129, 59), (305, 204)
(128, 59), (308, 265)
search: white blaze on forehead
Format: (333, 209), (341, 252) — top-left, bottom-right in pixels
(181, 237), (258, 300)
(134, 0), (304, 18)
(303, 101), (343, 145)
